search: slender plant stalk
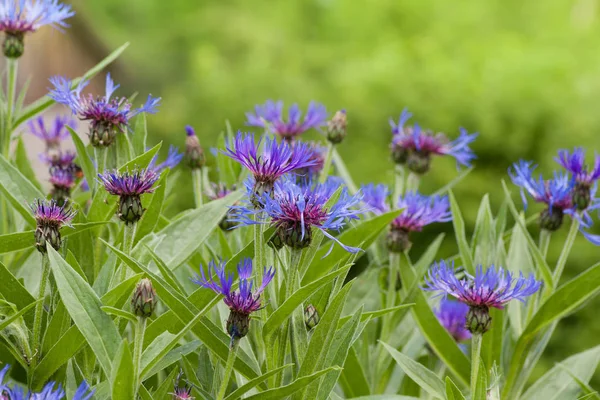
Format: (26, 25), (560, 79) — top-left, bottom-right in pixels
(192, 168), (204, 208)
(132, 316), (147, 398)
(538, 229), (551, 258)
(30, 254), (50, 372)
(3, 58), (18, 157)
(319, 142), (335, 183)
(118, 222), (137, 282)
(406, 172), (420, 193)
(287, 249), (304, 374)
(95, 147), (108, 175)
(394, 165), (405, 199)
(552, 218), (579, 283)
(470, 333), (483, 400)
(217, 340), (239, 400)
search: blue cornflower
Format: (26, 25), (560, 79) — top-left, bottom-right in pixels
(71, 381), (95, 400)
(222, 132), (318, 204)
(233, 176), (365, 253)
(193, 258), (275, 341)
(435, 298), (471, 342)
(389, 108), (477, 173)
(424, 261), (542, 334)
(49, 167), (74, 206)
(0, 0), (74, 58)
(28, 115), (75, 149)
(98, 168), (160, 224)
(292, 141), (327, 178)
(49, 73), (160, 147)
(0, 364), (93, 399)
(149, 145), (183, 173)
(31, 198), (75, 253)
(556, 148), (600, 211)
(246, 100), (328, 141)
(509, 160), (600, 243)
(360, 183), (391, 215)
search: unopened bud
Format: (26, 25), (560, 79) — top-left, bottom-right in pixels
(386, 228), (411, 253)
(184, 126), (205, 169)
(304, 304), (320, 330)
(327, 110), (347, 144)
(390, 142), (409, 164)
(35, 225), (62, 254)
(226, 310), (250, 339)
(466, 305), (491, 334)
(268, 233), (284, 251)
(132, 278), (157, 318)
(3, 32), (24, 58)
(572, 182), (591, 211)
(406, 151), (431, 175)
(118, 195), (144, 224)
(278, 225), (312, 250)
(89, 122), (119, 147)
(539, 207), (564, 232)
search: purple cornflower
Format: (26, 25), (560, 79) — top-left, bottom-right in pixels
(233, 176), (365, 253)
(246, 100), (328, 142)
(389, 108), (477, 173)
(556, 148), (600, 210)
(40, 150), (76, 169)
(292, 141), (327, 177)
(424, 261), (542, 334)
(49, 167), (74, 206)
(222, 132), (318, 205)
(28, 115), (75, 149)
(0, 0), (74, 58)
(193, 258), (275, 341)
(31, 198), (75, 253)
(360, 183), (391, 215)
(48, 73), (160, 148)
(510, 160), (600, 244)
(149, 145), (183, 173)
(435, 298), (471, 342)
(171, 386), (194, 400)
(98, 168), (159, 224)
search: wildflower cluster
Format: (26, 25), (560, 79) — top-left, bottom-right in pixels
(0, 364), (93, 399)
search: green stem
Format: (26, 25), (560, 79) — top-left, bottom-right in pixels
(552, 218), (579, 284)
(287, 249), (304, 375)
(31, 254), (50, 370)
(470, 333), (483, 400)
(217, 340), (239, 400)
(95, 147), (107, 175)
(406, 172), (420, 193)
(319, 142), (335, 183)
(394, 165), (405, 199)
(3, 58), (18, 158)
(132, 316), (147, 397)
(539, 229), (551, 258)
(192, 168), (204, 208)
(118, 222), (136, 282)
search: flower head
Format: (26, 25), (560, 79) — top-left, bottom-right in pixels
(72, 381), (94, 400)
(98, 168), (159, 223)
(149, 145), (183, 173)
(40, 150), (77, 169)
(555, 148), (600, 186)
(292, 141), (327, 177)
(28, 115), (74, 149)
(49, 167), (74, 206)
(184, 125), (205, 169)
(390, 108), (477, 173)
(193, 258), (275, 340)
(435, 298), (471, 342)
(49, 73), (160, 147)
(131, 278), (157, 318)
(223, 132), (317, 203)
(327, 109), (347, 144)
(31, 199), (75, 253)
(30, 382), (64, 400)
(234, 176), (365, 253)
(246, 100), (327, 141)
(360, 183), (391, 215)
(0, 0), (74, 58)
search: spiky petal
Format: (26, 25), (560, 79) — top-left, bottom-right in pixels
(360, 183), (391, 215)
(0, 0), (74, 34)
(435, 298), (471, 342)
(149, 145), (183, 173)
(28, 115), (75, 149)
(98, 168), (159, 197)
(555, 148), (600, 185)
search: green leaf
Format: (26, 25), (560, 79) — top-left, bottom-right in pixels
(111, 340), (135, 400)
(0, 154), (44, 225)
(473, 359), (488, 400)
(244, 367), (341, 400)
(132, 114), (148, 156)
(432, 167), (473, 196)
(224, 364), (293, 400)
(67, 126), (97, 193)
(142, 340), (201, 379)
(448, 191), (474, 275)
(46, 246), (121, 377)
(331, 148), (358, 193)
(14, 137), (42, 191)
(14, 42), (130, 129)
(0, 260), (35, 312)
(101, 306), (137, 323)
(381, 342), (445, 399)
(134, 172), (167, 244)
(445, 377), (466, 400)
(522, 346), (600, 400)
(263, 265), (351, 337)
(340, 347), (371, 397)
(337, 303), (414, 327)
(558, 364), (600, 400)
(303, 210), (401, 284)
(0, 299), (40, 331)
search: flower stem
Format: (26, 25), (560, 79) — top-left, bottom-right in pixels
(319, 142), (335, 183)
(552, 218), (579, 284)
(217, 340), (239, 400)
(406, 172), (420, 193)
(118, 222), (137, 282)
(470, 333), (483, 399)
(253, 217), (266, 320)
(95, 147), (107, 175)
(192, 168), (204, 208)
(132, 316), (147, 398)
(3, 58), (18, 158)
(287, 248), (305, 375)
(394, 165), (405, 199)
(539, 229), (551, 258)
(31, 254), (50, 368)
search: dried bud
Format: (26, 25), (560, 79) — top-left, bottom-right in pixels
(132, 278), (157, 318)
(466, 305), (491, 334)
(3, 32), (24, 59)
(539, 207), (564, 232)
(89, 122), (120, 147)
(386, 228), (411, 253)
(226, 310), (250, 339)
(184, 126), (205, 169)
(406, 151), (431, 175)
(327, 110), (347, 144)
(304, 304), (320, 330)
(118, 195), (144, 224)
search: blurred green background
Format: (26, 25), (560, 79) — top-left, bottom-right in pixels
(71, 0), (600, 387)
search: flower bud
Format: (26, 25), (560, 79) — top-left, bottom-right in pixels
(390, 142), (409, 164)
(268, 233), (285, 251)
(35, 224), (62, 254)
(539, 207), (564, 232)
(304, 304), (320, 330)
(218, 212), (237, 232)
(386, 228), (411, 253)
(572, 182), (591, 211)
(226, 310), (250, 339)
(118, 195), (144, 224)
(278, 225), (312, 250)
(327, 110), (347, 144)
(184, 126), (205, 169)
(89, 122), (119, 147)
(466, 305), (491, 334)
(250, 180), (274, 209)
(131, 278), (157, 318)
(406, 151), (431, 175)
(3, 32), (24, 59)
